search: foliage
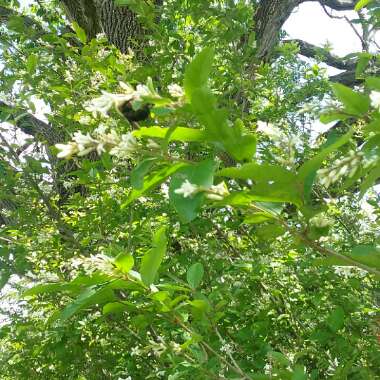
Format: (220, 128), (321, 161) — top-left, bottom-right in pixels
(0, 0), (379, 379)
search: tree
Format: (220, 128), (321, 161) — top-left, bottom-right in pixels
(0, 0), (380, 379)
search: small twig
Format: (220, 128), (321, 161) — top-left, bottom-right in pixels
(344, 15), (368, 51)
(250, 203), (380, 278)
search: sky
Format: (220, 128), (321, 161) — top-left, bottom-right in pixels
(285, 2), (362, 57)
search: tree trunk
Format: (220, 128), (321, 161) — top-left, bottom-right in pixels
(62, 0), (145, 53)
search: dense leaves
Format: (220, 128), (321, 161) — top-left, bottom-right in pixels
(0, 1), (379, 379)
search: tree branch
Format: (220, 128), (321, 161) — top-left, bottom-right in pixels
(317, 0), (357, 11)
(329, 70), (362, 86)
(284, 39), (356, 70)
(0, 6), (43, 31)
(0, 101), (62, 145)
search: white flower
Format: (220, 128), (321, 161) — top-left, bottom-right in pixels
(78, 115), (92, 125)
(370, 91), (380, 109)
(210, 182), (229, 196)
(93, 123), (108, 136)
(109, 132), (138, 159)
(174, 180), (198, 198)
(206, 181), (229, 201)
(85, 91), (133, 117)
(72, 131), (97, 146)
(80, 254), (116, 276)
(310, 213), (334, 228)
(168, 84), (185, 98)
(147, 139), (160, 149)
(55, 143), (79, 159)
(119, 81), (135, 94)
(256, 121), (283, 140)
(134, 84), (151, 100)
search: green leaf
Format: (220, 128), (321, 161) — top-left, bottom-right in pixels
(169, 160), (215, 222)
(355, 53), (372, 78)
(365, 76), (380, 91)
(360, 165), (380, 196)
(320, 111), (350, 124)
(121, 163), (186, 209)
(23, 282), (79, 296)
(316, 245), (380, 271)
(114, 252), (134, 274)
(0, 271), (10, 291)
(331, 83), (370, 116)
(103, 301), (134, 315)
(243, 212), (274, 224)
(72, 21), (87, 44)
(227, 133), (257, 162)
(218, 163), (295, 182)
(327, 306), (345, 332)
(218, 163), (302, 206)
(351, 244), (380, 269)
(187, 263), (204, 289)
(140, 226), (167, 286)
(298, 130), (353, 201)
(26, 54), (38, 74)
(184, 47), (215, 98)
(133, 126), (208, 142)
(355, 0), (372, 11)
(59, 285), (115, 321)
(131, 158), (157, 189)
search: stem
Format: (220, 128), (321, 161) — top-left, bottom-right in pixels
(250, 204), (380, 278)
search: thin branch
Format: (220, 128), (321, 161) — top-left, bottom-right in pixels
(250, 204), (380, 277)
(0, 101), (61, 145)
(0, 132), (80, 248)
(284, 39), (356, 70)
(318, 0), (357, 11)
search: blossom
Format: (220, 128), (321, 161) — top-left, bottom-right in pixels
(134, 84), (151, 100)
(174, 180), (198, 198)
(206, 181), (230, 201)
(310, 213), (334, 228)
(370, 91), (380, 109)
(72, 131), (96, 146)
(256, 121), (283, 140)
(168, 84), (185, 98)
(147, 139), (160, 150)
(78, 254), (116, 276)
(109, 132), (138, 158)
(317, 150), (363, 187)
(85, 91), (133, 117)
(55, 142), (79, 159)
(119, 81), (135, 94)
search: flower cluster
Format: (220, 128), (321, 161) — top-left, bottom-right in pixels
(55, 127), (139, 159)
(71, 254), (116, 277)
(370, 91), (380, 109)
(174, 180), (229, 201)
(256, 121), (299, 166)
(85, 81), (159, 118)
(310, 213), (334, 228)
(167, 83), (185, 103)
(317, 150), (364, 187)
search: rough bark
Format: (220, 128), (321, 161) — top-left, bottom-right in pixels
(254, 0), (304, 61)
(253, 0), (357, 62)
(61, 0), (147, 53)
(0, 101), (61, 145)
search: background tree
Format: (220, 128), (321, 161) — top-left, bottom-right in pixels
(0, 0), (380, 379)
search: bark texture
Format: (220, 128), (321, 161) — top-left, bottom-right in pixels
(254, 0), (304, 61)
(61, 0), (146, 53)
(0, 101), (60, 145)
